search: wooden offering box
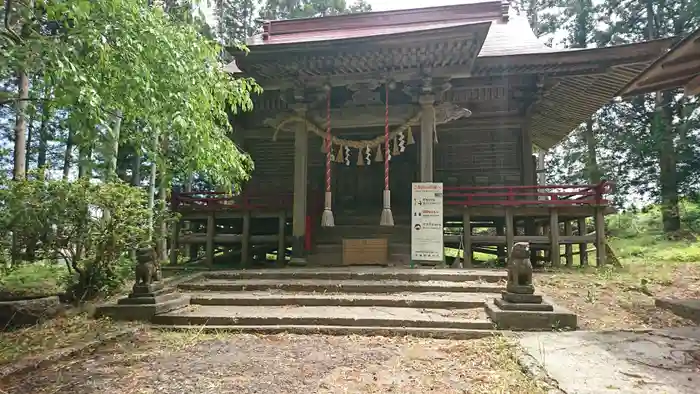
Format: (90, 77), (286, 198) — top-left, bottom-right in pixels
(342, 238), (388, 266)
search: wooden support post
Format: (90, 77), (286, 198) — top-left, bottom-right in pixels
(549, 208), (560, 267)
(290, 104), (308, 265)
(496, 222), (505, 260)
(169, 217), (180, 266)
(277, 211), (286, 266)
(206, 212), (215, 268)
(419, 94), (435, 182)
(241, 211), (251, 267)
(463, 209), (472, 267)
(564, 220), (573, 267)
(595, 208), (606, 266)
(578, 218), (588, 266)
(505, 208), (514, 259)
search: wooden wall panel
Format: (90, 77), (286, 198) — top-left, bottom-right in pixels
(242, 138), (295, 194)
(435, 127), (523, 187)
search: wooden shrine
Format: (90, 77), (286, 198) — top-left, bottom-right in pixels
(169, 1), (675, 269)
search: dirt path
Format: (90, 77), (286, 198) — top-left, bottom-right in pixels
(0, 331), (545, 394)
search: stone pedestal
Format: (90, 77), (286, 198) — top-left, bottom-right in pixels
(96, 281), (189, 322)
(485, 290), (577, 331)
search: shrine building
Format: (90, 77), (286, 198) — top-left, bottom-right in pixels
(170, 1), (674, 268)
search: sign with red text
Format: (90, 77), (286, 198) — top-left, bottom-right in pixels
(411, 182), (444, 262)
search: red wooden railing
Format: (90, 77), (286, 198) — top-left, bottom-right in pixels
(443, 181), (613, 206)
(172, 181), (613, 212)
(171, 191), (293, 211)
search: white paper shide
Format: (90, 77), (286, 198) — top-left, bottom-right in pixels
(411, 183), (444, 262)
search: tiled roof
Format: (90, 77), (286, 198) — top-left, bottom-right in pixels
(477, 16), (556, 57)
(245, 3), (554, 59)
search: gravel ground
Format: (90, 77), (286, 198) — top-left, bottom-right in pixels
(0, 331), (544, 394)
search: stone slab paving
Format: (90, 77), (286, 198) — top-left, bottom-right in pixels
(180, 278), (503, 293)
(204, 268), (508, 282)
(159, 305), (490, 324)
(189, 291), (495, 305)
(518, 327), (700, 394)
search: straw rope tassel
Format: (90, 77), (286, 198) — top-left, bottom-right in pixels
(407, 126), (415, 145)
(374, 145), (383, 162)
(335, 144), (344, 163)
(356, 147), (364, 166)
(392, 135), (399, 156)
(380, 82), (394, 227)
(321, 87), (334, 227)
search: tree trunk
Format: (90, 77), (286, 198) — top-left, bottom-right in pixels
(131, 142), (141, 186)
(147, 135), (158, 243)
(645, 0), (680, 234)
(13, 71), (29, 180)
(584, 120), (600, 183)
(104, 111), (121, 182)
(37, 104), (49, 169)
(78, 145), (92, 179)
(656, 91), (681, 233)
(25, 111), (34, 175)
(156, 137), (169, 262)
(63, 129), (73, 180)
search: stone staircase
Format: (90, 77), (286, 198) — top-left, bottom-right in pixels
(152, 268), (507, 339)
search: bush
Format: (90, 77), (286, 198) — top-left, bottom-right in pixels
(0, 176), (154, 300)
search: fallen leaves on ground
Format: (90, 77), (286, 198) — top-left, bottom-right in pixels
(536, 261), (700, 330)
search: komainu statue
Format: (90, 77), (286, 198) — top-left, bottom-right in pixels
(134, 247), (161, 285)
(506, 242), (533, 293)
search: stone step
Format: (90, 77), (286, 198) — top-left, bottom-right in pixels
(180, 279), (504, 294)
(189, 291), (492, 309)
(202, 268), (507, 283)
(152, 305), (494, 330)
(151, 324), (497, 340)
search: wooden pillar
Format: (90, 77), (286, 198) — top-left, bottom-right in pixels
(169, 217), (180, 266)
(521, 128), (535, 186)
(206, 212), (215, 268)
(277, 211), (286, 266)
(578, 218), (588, 266)
(496, 222), (505, 260)
(595, 208), (606, 266)
(463, 209), (472, 267)
(290, 104), (308, 265)
(505, 208), (514, 259)
(549, 208), (560, 267)
(241, 212), (251, 267)
(564, 220), (573, 267)
(419, 94), (435, 182)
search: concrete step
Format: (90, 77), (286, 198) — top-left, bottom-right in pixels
(180, 279), (504, 294)
(189, 291), (492, 309)
(151, 324), (497, 340)
(202, 268), (507, 283)
(152, 305), (493, 330)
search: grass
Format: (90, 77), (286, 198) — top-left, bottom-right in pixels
(0, 262), (67, 298)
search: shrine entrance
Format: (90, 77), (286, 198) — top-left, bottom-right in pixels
(330, 143), (417, 219)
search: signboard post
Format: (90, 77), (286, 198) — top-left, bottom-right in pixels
(411, 182), (444, 264)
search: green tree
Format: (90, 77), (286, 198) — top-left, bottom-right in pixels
(260, 0), (371, 20)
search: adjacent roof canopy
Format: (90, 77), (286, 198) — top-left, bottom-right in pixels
(621, 28), (700, 97)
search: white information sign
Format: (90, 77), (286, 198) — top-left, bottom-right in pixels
(411, 182), (444, 262)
